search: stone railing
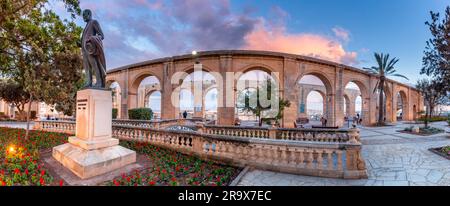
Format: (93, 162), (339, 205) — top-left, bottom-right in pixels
(203, 125), (270, 138)
(202, 125), (358, 143)
(112, 125), (366, 179)
(34, 120), (76, 134)
(32, 120), (367, 179)
(275, 128), (358, 143)
(35, 118), (204, 130)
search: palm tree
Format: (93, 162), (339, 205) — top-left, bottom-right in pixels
(364, 53), (409, 126)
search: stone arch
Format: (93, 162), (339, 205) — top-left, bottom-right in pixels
(143, 90), (162, 118)
(128, 72), (162, 110)
(343, 79), (369, 125)
(235, 64), (280, 89)
(106, 79), (122, 119)
(305, 89), (326, 123)
(130, 72), (162, 94)
(296, 72), (334, 126)
(396, 90), (408, 121)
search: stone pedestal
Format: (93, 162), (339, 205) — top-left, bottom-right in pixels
(53, 89), (136, 179)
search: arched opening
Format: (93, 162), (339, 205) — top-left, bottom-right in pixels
(396, 91), (408, 121)
(132, 76), (161, 120)
(177, 70), (217, 119)
(204, 88), (218, 121)
(297, 74), (332, 127)
(235, 69), (278, 126)
(145, 91), (161, 119)
(413, 105), (417, 120)
(343, 81), (363, 126)
(108, 81), (121, 119)
(306, 90), (325, 125)
(179, 89), (194, 118)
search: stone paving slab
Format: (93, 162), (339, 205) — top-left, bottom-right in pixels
(237, 122), (450, 186)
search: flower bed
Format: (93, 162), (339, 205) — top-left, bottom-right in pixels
(106, 141), (241, 186)
(0, 127), (240, 186)
(398, 126), (444, 136)
(429, 146), (450, 160)
(0, 127), (69, 186)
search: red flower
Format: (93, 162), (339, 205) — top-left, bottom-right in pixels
(59, 180), (64, 186)
(113, 180), (120, 186)
(171, 177), (176, 182)
(127, 177), (131, 182)
(25, 169), (29, 175)
(148, 181), (155, 186)
(40, 170), (45, 176)
(39, 177), (45, 185)
(14, 168), (20, 175)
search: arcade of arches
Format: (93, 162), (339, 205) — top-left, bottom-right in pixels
(106, 50), (424, 128)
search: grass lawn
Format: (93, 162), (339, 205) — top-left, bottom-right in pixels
(0, 127), (240, 186)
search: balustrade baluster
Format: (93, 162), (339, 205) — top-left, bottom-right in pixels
(316, 150), (323, 170)
(336, 151), (343, 171)
(306, 150), (313, 169)
(326, 150), (333, 170)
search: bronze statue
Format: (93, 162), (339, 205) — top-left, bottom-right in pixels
(81, 9), (106, 88)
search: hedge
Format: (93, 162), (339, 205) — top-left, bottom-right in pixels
(112, 108), (118, 119)
(128, 108), (153, 120)
(418, 116), (448, 122)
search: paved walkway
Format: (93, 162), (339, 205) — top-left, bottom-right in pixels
(237, 122), (450, 186)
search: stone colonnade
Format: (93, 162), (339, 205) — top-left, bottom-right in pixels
(106, 50), (424, 127)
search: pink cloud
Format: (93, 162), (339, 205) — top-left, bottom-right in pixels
(332, 26), (350, 42)
(243, 23), (358, 65)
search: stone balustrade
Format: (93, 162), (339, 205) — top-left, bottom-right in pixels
(203, 125), (270, 138)
(33, 120), (76, 134)
(32, 120), (367, 179)
(111, 125), (367, 179)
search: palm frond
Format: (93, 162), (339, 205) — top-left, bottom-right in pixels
(390, 73), (409, 80)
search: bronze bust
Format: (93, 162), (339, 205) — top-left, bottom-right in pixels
(81, 9), (106, 88)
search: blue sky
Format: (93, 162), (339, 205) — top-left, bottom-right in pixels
(51, 0), (449, 85)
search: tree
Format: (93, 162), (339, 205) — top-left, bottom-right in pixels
(422, 6), (450, 92)
(237, 78), (290, 126)
(0, 0), (83, 138)
(0, 80), (31, 120)
(416, 79), (446, 128)
(364, 53), (409, 126)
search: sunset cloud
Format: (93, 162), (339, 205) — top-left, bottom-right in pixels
(243, 23), (358, 65)
(51, 0), (359, 68)
(332, 26), (351, 42)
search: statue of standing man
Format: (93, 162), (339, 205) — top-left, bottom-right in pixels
(81, 9), (106, 88)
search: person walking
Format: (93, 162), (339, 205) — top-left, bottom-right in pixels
(182, 111), (188, 119)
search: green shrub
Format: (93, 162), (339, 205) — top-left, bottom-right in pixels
(418, 116), (448, 122)
(112, 108), (118, 119)
(128, 108), (153, 120)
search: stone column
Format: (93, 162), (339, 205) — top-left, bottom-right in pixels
(121, 70), (129, 119)
(161, 61), (176, 119)
(281, 58), (298, 128)
(217, 55), (235, 126)
(334, 66), (344, 127)
(193, 64), (204, 119)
